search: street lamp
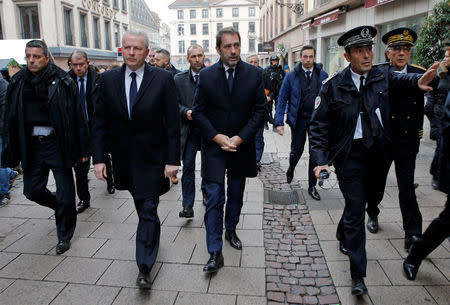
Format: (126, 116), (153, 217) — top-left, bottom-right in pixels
(275, 0), (304, 15)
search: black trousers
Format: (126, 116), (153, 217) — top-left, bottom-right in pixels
(289, 118), (317, 188)
(23, 137), (76, 242)
(407, 195), (450, 265)
(335, 140), (388, 279)
(367, 152), (422, 237)
(74, 154), (113, 201)
(132, 194), (160, 274)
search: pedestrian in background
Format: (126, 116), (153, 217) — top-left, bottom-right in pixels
(275, 45), (328, 201)
(175, 44), (207, 219)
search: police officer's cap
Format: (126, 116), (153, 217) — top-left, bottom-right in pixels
(382, 27), (417, 47)
(337, 26), (377, 48)
(270, 55), (279, 61)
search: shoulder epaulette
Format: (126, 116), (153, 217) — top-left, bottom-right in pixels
(410, 64), (426, 71)
(322, 71), (339, 84)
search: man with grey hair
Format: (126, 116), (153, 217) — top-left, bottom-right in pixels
(148, 47), (158, 66)
(92, 30), (180, 289)
(2, 40), (90, 255)
(68, 50), (115, 214)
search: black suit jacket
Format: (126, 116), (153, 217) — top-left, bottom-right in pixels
(192, 59), (266, 183)
(69, 65), (99, 124)
(92, 63), (180, 199)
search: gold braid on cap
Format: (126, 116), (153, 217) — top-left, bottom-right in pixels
(387, 32), (414, 46)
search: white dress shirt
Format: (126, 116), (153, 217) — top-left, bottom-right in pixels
(125, 65), (145, 117)
(350, 69), (368, 139)
(223, 64), (235, 79)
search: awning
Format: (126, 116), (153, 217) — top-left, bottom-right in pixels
(313, 9), (340, 27)
(365, 0), (395, 9)
(301, 20), (312, 30)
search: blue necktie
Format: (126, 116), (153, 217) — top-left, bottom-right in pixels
(305, 70), (312, 87)
(194, 74), (199, 84)
(79, 78), (88, 120)
(227, 68), (234, 92)
(360, 75), (373, 148)
(129, 72), (137, 117)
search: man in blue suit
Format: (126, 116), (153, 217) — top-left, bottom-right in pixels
(192, 27), (266, 273)
(275, 46), (328, 200)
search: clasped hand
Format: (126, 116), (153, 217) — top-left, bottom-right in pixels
(213, 134), (243, 152)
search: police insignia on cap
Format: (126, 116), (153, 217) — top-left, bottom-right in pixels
(314, 96), (321, 109)
(403, 29), (409, 36)
(361, 28), (370, 38)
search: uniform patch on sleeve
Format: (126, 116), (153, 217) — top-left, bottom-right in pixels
(314, 96), (321, 109)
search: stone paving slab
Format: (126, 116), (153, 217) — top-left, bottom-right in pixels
(50, 283), (120, 305)
(0, 279), (66, 305)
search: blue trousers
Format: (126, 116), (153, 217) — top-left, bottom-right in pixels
(204, 176), (246, 253)
(255, 126), (264, 163)
(132, 195), (160, 274)
(289, 118), (316, 188)
(0, 136), (15, 196)
(182, 130), (205, 207)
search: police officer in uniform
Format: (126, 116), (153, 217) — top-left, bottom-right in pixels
(366, 28), (424, 251)
(310, 26), (438, 295)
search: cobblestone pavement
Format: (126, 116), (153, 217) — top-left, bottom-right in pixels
(0, 121), (448, 305)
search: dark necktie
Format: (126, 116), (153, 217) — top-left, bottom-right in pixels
(79, 78), (88, 120)
(360, 75), (374, 148)
(227, 68), (234, 92)
(305, 70), (312, 87)
(194, 74), (199, 84)
(129, 72), (137, 117)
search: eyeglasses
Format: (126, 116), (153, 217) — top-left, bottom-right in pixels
(391, 46), (412, 52)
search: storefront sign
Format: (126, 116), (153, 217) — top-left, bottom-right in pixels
(313, 10), (339, 26)
(301, 21), (312, 30)
(262, 42), (274, 52)
(365, 0), (395, 8)
(82, 0), (117, 19)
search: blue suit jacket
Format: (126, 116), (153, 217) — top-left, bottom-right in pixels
(192, 59), (266, 183)
(275, 63), (328, 128)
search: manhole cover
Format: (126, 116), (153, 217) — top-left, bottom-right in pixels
(264, 189), (304, 205)
(260, 153), (274, 165)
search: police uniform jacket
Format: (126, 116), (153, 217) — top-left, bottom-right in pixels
(192, 59), (266, 183)
(389, 64), (425, 157)
(310, 64), (421, 168)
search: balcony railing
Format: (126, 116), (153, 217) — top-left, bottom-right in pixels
(21, 31), (40, 39)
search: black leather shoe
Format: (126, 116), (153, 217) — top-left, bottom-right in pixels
(76, 200), (90, 214)
(203, 251), (224, 273)
(136, 272), (151, 289)
(286, 166), (294, 184)
(339, 241), (348, 256)
(225, 230), (242, 250)
(351, 278), (368, 296)
(404, 235), (422, 252)
(414, 183), (419, 189)
(107, 184), (115, 194)
(403, 260), (419, 280)
(179, 206), (194, 218)
(367, 216), (378, 233)
(56, 240), (70, 255)
(308, 186), (321, 201)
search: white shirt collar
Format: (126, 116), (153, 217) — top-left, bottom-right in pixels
(350, 68), (368, 91)
(302, 65), (314, 74)
(396, 65), (408, 74)
(191, 69), (199, 78)
(125, 64), (145, 79)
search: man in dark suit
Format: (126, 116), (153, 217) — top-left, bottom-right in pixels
(92, 30), (180, 289)
(192, 27), (266, 273)
(68, 51), (115, 214)
(175, 44), (207, 218)
(366, 28), (424, 250)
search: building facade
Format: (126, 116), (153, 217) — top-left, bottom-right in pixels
(168, 0), (260, 70)
(260, 0), (441, 74)
(130, 0), (160, 49)
(0, 0), (133, 68)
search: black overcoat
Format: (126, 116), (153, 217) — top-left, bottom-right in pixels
(192, 59), (266, 183)
(92, 63), (180, 200)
